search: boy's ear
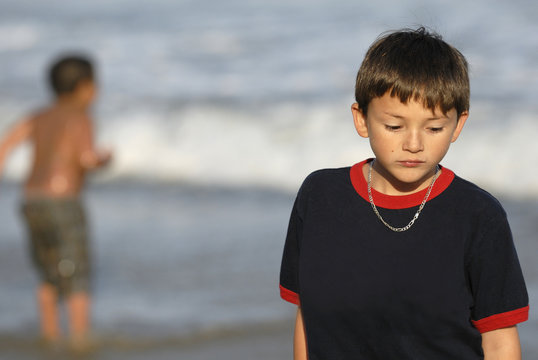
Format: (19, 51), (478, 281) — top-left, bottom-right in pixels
(351, 103), (369, 138)
(451, 111), (469, 143)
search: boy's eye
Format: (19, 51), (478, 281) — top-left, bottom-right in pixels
(429, 127), (444, 133)
(385, 125), (401, 131)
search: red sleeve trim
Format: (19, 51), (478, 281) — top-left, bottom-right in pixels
(280, 285), (300, 305)
(472, 305), (529, 333)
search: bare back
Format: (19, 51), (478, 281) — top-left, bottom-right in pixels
(25, 105), (90, 198)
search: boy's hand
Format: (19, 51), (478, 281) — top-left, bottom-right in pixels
(80, 148), (112, 169)
(97, 148), (112, 167)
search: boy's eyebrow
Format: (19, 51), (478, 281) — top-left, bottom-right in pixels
(383, 112), (405, 119)
(383, 111), (449, 120)
(426, 114), (451, 120)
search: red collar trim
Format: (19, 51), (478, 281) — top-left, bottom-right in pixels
(350, 159), (455, 209)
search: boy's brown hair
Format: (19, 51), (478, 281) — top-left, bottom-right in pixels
(49, 55), (94, 96)
(355, 27), (469, 118)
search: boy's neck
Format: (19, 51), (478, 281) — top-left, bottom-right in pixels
(55, 95), (90, 111)
(362, 160), (441, 196)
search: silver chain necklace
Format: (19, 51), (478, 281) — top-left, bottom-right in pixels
(367, 160), (440, 232)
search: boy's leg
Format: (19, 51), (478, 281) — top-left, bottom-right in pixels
(37, 283), (61, 341)
(67, 292), (94, 352)
(67, 291), (90, 339)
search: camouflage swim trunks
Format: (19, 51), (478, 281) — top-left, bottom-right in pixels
(21, 198), (91, 297)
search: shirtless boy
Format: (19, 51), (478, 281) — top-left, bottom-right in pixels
(0, 55), (111, 347)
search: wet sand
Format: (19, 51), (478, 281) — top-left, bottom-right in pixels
(2, 319), (537, 360)
(0, 320), (295, 360)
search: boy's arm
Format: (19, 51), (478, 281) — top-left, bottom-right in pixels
(481, 325), (521, 360)
(0, 118), (33, 176)
(294, 306), (308, 360)
(77, 114), (111, 170)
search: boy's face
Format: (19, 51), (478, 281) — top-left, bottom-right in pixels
(76, 79), (97, 107)
(352, 92), (468, 195)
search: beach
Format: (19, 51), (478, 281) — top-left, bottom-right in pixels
(1, 0), (537, 358)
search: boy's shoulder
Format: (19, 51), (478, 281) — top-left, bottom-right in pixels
(449, 173), (507, 218)
(301, 166), (351, 188)
(33, 105), (90, 125)
(296, 166), (353, 201)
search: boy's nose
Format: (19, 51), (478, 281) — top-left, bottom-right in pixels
(402, 131), (423, 153)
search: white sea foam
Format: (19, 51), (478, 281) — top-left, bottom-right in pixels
(100, 103), (538, 197)
(3, 100), (536, 197)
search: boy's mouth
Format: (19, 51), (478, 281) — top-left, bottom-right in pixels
(398, 160), (424, 167)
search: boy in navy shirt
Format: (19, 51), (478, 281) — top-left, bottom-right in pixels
(280, 27), (528, 359)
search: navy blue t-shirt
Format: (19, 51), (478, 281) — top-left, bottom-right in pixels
(280, 159), (528, 360)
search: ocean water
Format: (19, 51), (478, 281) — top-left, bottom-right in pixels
(0, 0), (537, 356)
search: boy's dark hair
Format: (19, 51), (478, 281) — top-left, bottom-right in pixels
(355, 27), (469, 117)
(49, 55), (94, 96)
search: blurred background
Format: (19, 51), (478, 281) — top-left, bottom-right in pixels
(0, 0), (536, 358)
